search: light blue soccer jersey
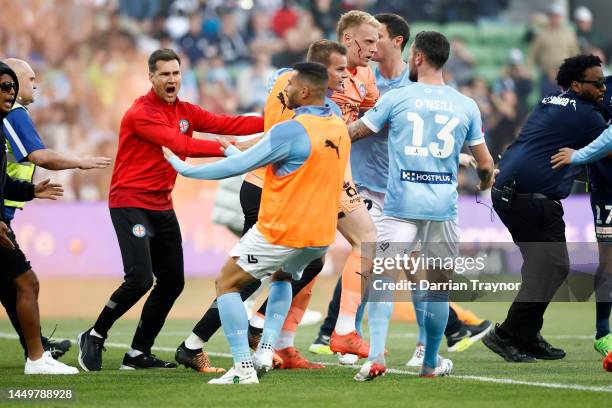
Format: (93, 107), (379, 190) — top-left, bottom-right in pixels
(351, 65), (412, 193)
(362, 82), (485, 221)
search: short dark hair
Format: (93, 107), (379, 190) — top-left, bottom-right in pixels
(413, 31), (450, 70)
(148, 49), (181, 72)
(375, 13), (410, 51)
(293, 62), (328, 95)
(307, 40), (347, 67)
(556, 54), (602, 88)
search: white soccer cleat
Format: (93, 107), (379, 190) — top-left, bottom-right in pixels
(405, 344), (425, 367)
(208, 366), (259, 384)
(338, 353), (359, 365)
(420, 357), (453, 377)
(354, 360), (386, 382)
(25, 351), (79, 375)
(253, 349), (274, 377)
(298, 309), (323, 327)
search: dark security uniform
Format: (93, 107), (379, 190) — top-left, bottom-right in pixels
(590, 77), (612, 243)
(0, 70), (36, 284)
(492, 89), (607, 346)
(0, 68), (37, 353)
(591, 77), (612, 325)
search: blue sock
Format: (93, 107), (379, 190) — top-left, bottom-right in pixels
(412, 295), (427, 346)
(596, 301), (612, 339)
(217, 292), (252, 366)
(261, 281), (292, 349)
(423, 292), (449, 369)
(367, 301), (393, 363)
(355, 299), (367, 337)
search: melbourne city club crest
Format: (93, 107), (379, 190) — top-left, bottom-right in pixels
(179, 119), (190, 133)
(132, 224), (146, 238)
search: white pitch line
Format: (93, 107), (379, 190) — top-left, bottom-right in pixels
(1, 332), (610, 393)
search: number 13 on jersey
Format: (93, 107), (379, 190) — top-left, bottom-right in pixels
(404, 111), (459, 159)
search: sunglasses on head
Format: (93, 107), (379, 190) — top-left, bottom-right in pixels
(0, 81), (16, 93)
(577, 78), (606, 88)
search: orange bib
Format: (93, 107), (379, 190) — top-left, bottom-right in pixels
(246, 70), (296, 187)
(258, 113), (350, 247)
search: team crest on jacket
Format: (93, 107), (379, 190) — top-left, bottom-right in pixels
(359, 83), (366, 98)
(179, 119), (190, 133)
(132, 224), (146, 238)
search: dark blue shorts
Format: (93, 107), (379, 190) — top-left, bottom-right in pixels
(590, 191), (612, 243)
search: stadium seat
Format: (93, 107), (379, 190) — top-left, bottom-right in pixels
(441, 22), (478, 43)
(477, 23), (526, 46)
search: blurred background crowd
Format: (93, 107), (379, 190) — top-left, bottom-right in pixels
(1, 0), (610, 200)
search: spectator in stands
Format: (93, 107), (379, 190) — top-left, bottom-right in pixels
(179, 14), (218, 65)
(246, 8), (285, 57)
(270, 0), (299, 38)
(306, 0), (343, 38)
(494, 49), (532, 120)
(236, 52), (276, 112)
(215, 9), (250, 67)
(487, 82), (521, 159)
(574, 6), (605, 55)
(444, 36), (475, 87)
(528, 4), (579, 97)
(273, 9), (323, 67)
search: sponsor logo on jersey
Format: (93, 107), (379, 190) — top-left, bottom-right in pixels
(541, 95), (576, 110)
(132, 224), (146, 238)
(179, 119), (190, 133)
(400, 169), (453, 184)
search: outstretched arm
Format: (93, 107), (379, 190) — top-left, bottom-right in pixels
(163, 129), (292, 180)
(551, 125), (612, 169)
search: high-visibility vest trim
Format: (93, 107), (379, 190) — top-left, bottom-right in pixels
(4, 103), (36, 209)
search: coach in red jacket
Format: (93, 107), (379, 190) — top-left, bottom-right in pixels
(77, 49), (263, 371)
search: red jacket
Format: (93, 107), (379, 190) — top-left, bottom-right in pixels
(109, 89), (263, 210)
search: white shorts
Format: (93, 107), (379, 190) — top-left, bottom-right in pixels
(376, 216), (459, 260)
(358, 186), (385, 226)
(230, 225), (327, 281)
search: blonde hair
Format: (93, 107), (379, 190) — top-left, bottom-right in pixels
(336, 10), (381, 42)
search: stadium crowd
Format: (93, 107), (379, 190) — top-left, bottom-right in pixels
(0, 0), (607, 199)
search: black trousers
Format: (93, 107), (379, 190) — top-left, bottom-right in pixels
(0, 220), (47, 357)
(493, 196), (569, 344)
(93, 208), (184, 353)
(192, 181), (323, 342)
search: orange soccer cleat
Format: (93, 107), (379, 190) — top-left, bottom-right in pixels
(330, 331), (370, 358)
(354, 360), (386, 381)
(275, 347), (325, 369)
(603, 352), (612, 372)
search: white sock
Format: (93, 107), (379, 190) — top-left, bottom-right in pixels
(275, 330), (295, 350)
(335, 314), (356, 335)
(127, 349), (143, 357)
(90, 328), (104, 339)
(28, 354), (44, 362)
(185, 332), (205, 350)
(250, 314), (264, 329)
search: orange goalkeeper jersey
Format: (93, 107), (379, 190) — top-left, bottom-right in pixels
(330, 65), (379, 124)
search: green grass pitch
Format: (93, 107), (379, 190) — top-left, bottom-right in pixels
(0, 302), (610, 407)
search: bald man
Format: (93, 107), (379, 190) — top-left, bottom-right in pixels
(1, 59), (109, 373)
